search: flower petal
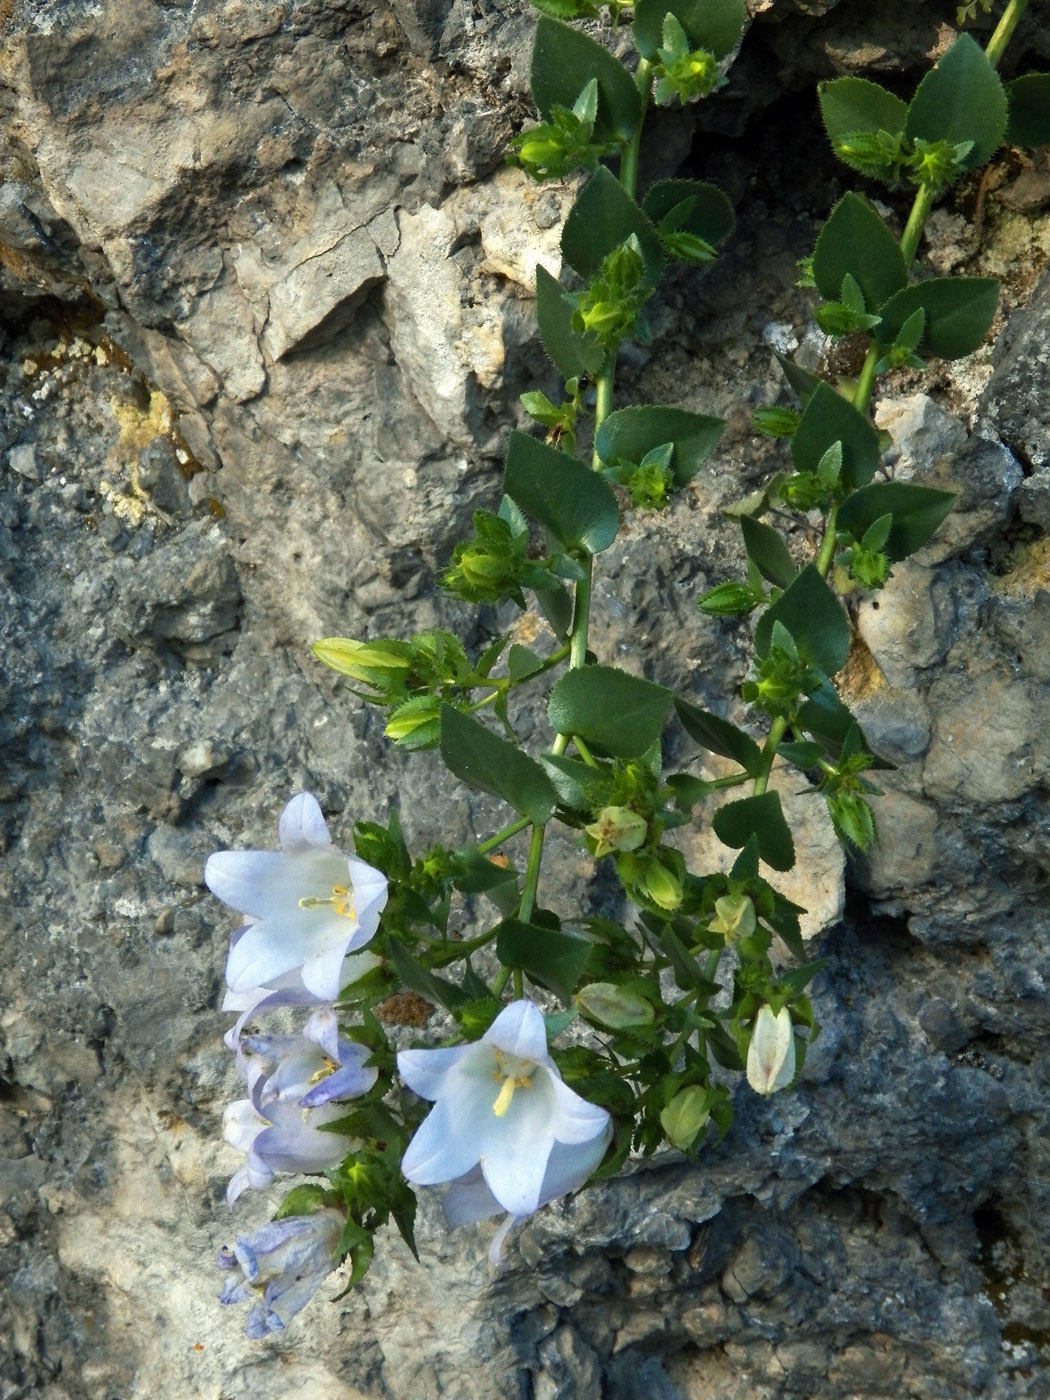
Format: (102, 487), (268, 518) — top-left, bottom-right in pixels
(397, 1044), (467, 1102)
(278, 793), (332, 850)
(482, 999), (549, 1066)
(401, 1070), (493, 1186)
(549, 1074), (612, 1146)
(480, 1115), (555, 1216)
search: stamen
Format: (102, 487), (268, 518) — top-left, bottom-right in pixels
(492, 1077), (516, 1117)
(297, 886), (357, 919)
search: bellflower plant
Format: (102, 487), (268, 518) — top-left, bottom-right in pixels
(203, 0), (1043, 1336)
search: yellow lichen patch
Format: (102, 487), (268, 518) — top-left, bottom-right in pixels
(97, 478), (147, 526)
(110, 388), (174, 462)
(838, 632), (889, 705)
(992, 536), (1050, 599)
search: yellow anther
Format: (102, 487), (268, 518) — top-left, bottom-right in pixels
(297, 886), (357, 919)
(307, 1057), (338, 1087)
(492, 1077), (516, 1117)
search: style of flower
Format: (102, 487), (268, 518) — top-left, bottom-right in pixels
(223, 1024), (375, 1205)
(218, 1208), (344, 1338)
(397, 999), (611, 1228)
(746, 1003), (796, 1095)
(205, 792), (388, 1003)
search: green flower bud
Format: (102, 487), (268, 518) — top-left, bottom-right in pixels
(575, 982), (655, 1030)
(708, 893), (756, 943)
(659, 1085), (711, 1150)
(312, 637), (413, 686)
(752, 406), (800, 439)
(585, 805), (649, 859)
(384, 696), (441, 749)
(697, 580), (758, 617)
(639, 857), (683, 912)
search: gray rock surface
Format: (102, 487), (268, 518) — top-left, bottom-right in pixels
(2, 1), (1050, 1398)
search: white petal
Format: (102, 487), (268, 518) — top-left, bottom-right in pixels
(548, 1074), (612, 1145)
(441, 1168), (503, 1228)
(537, 1124), (612, 1206)
(482, 999), (549, 1066)
(223, 1099), (267, 1154)
(299, 943), (356, 1002)
(747, 1005), (796, 1095)
(278, 793), (332, 850)
(397, 1044), (467, 1102)
(401, 1073), (492, 1186)
(347, 856), (389, 934)
(480, 1116), (555, 1216)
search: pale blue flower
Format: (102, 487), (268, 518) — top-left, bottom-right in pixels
(398, 999), (611, 1221)
(218, 1208), (344, 1338)
(205, 793), (388, 1002)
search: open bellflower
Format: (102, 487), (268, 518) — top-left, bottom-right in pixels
(218, 1208), (344, 1338)
(205, 792), (388, 1002)
(398, 999), (611, 1244)
(746, 1004), (796, 1095)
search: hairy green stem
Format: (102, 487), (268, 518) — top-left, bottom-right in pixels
(898, 182), (935, 269)
(753, 715), (789, 797)
(815, 501), (840, 579)
(985, 0), (1028, 68)
(478, 815), (530, 855)
(518, 823), (547, 924)
(620, 59), (653, 200)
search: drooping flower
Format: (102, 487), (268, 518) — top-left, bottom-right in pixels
(205, 793), (388, 1002)
(746, 1003), (796, 1095)
(223, 1024), (375, 1205)
(218, 1208), (344, 1338)
(397, 999), (611, 1226)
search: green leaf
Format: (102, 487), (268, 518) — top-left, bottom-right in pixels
(673, 696), (762, 773)
(386, 938), (469, 1011)
(1006, 74), (1050, 148)
(754, 565), (851, 677)
(791, 381), (881, 490)
(528, 0), (601, 16)
(906, 34), (1007, 173)
(777, 739), (824, 768)
(535, 265), (605, 381)
(740, 515), (797, 590)
(531, 17), (641, 145)
(876, 277), (999, 361)
(439, 705), (557, 824)
(504, 429), (620, 554)
(540, 752), (607, 809)
(549, 665), (673, 757)
(453, 846), (520, 916)
(495, 918), (594, 1002)
(796, 679), (889, 770)
(641, 179), (735, 247)
(813, 193), (907, 312)
(534, 582), (573, 640)
(818, 75), (908, 149)
(712, 791), (795, 871)
(561, 166), (666, 286)
(508, 644), (545, 681)
(775, 353), (824, 408)
(633, 0), (746, 60)
(837, 481), (956, 561)
(596, 405), (725, 487)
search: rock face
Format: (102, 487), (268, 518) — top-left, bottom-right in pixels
(1, 1), (1049, 1398)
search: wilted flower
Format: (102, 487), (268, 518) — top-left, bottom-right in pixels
(223, 1021), (375, 1205)
(205, 793), (388, 1002)
(746, 1004), (796, 1095)
(218, 1208), (344, 1338)
(398, 999), (611, 1226)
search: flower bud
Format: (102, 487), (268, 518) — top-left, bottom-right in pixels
(585, 805), (648, 860)
(312, 637), (412, 686)
(638, 856), (683, 912)
(575, 981), (655, 1030)
(659, 1085), (710, 1150)
(708, 893), (756, 943)
(746, 1004), (795, 1095)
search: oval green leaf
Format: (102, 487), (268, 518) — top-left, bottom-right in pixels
(754, 565), (851, 677)
(504, 429), (620, 554)
(561, 166), (666, 286)
(791, 380), (881, 490)
(440, 705), (557, 824)
(906, 33), (1007, 172)
(1006, 73), (1050, 149)
(531, 17), (641, 144)
(712, 791), (796, 872)
(813, 192), (907, 312)
(876, 277), (999, 361)
(549, 665), (673, 757)
(535, 264), (605, 381)
(596, 405), (725, 486)
(837, 481), (956, 562)
(633, 0), (746, 60)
